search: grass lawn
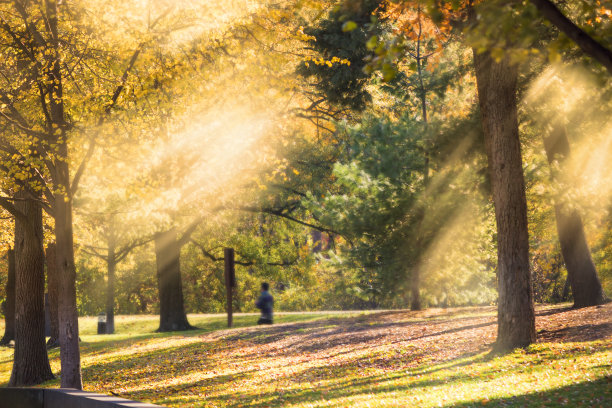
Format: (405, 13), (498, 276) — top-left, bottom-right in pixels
(0, 305), (610, 407)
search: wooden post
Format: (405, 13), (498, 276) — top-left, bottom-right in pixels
(224, 248), (235, 327)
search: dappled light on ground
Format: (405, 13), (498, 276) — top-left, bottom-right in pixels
(0, 306), (610, 407)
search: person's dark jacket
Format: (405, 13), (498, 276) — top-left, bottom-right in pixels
(256, 291), (274, 319)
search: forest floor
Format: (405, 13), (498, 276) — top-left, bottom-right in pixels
(0, 304), (611, 407)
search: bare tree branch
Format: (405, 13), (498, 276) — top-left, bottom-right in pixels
(0, 195), (27, 224)
(530, 0), (612, 75)
(177, 217), (204, 247)
(115, 237), (153, 262)
(80, 246), (107, 261)
(190, 239), (298, 267)
(238, 205), (343, 237)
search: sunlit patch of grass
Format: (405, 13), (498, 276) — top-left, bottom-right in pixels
(0, 312), (365, 386)
(192, 342), (610, 408)
(0, 306), (609, 408)
(78, 312), (365, 337)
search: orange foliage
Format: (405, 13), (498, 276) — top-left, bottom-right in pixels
(384, 1), (453, 42)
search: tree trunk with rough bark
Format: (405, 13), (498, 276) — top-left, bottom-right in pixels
(542, 125), (607, 307)
(473, 49), (535, 350)
(409, 42), (429, 313)
(44, 0), (82, 389)
(45, 243), (60, 347)
(9, 191), (54, 386)
(155, 228), (193, 332)
(1, 248), (16, 345)
(54, 194), (82, 389)
(106, 245), (116, 334)
(410, 266), (422, 311)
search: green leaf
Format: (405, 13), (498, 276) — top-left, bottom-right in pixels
(366, 36), (378, 50)
(382, 64), (396, 82)
(490, 47), (505, 62)
(342, 21), (358, 32)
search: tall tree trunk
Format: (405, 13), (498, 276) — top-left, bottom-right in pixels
(542, 125), (607, 307)
(409, 39), (428, 312)
(1, 248), (16, 345)
(410, 266), (422, 311)
(9, 191), (54, 386)
(46, 243), (60, 347)
(473, 50), (535, 350)
(154, 228), (193, 332)
(54, 195), (82, 389)
(46, 0), (82, 389)
(106, 245), (116, 334)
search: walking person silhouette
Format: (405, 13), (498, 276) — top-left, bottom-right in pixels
(256, 282), (274, 325)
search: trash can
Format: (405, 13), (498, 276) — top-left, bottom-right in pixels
(97, 312), (106, 334)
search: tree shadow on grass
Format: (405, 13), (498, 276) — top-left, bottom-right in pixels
(78, 314), (311, 357)
(221, 312), (497, 352)
(80, 340), (223, 388)
(222, 304), (612, 357)
(444, 377), (611, 408)
(202, 361), (611, 408)
(535, 306), (573, 317)
(82, 313), (347, 349)
(134, 374), (610, 407)
(73, 305), (612, 407)
(77, 312), (493, 382)
(202, 347), (612, 408)
(120, 370), (257, 404)
(538, 323), (612, 342)
(82, 304), (609, 364)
